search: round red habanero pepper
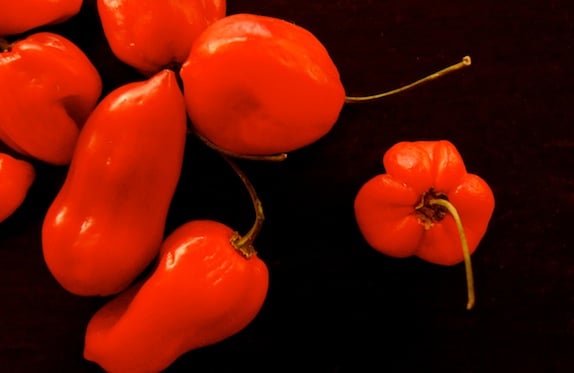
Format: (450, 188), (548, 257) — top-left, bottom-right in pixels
(0, 32), (102, 165)
(354, 140), (494, 308)
(180, 13), (471, 158)
(84, 220), (269, 373)
(97, 0), (226, 76)
(180, 13), (346, 156)
(0, 153), (35, 223)
(42, 69), (187, 296)
(354, 140), (494, 263)
(0, 0), (82, 36)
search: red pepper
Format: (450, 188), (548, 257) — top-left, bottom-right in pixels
(180, 13), (346, 156)
(0, 153), (35, 223)
(0, 32), (102, 165)
(0, 0), (82, 36)
(42, 69), (187, 296)
(97, 0), (226, 76)
(84, 219), (269, 373)
(354, 140), (495, 309)
(180, 14), (473, 158)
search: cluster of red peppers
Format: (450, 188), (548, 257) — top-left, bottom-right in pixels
(1, 1), (495, 372)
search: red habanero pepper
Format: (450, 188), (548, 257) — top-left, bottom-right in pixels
(354, 140), (494, 309)
(0, 32), (102, 165)
(180, 13), (346, 156)
(84, 220), (269, 373)
(180, 13), (472, 158)
(42, 69), (187, 296)
(84, 156), (268, 373)
(97, 0), (226, 76)
(0, 0), (82, 36)
(0, 153), (35, 223)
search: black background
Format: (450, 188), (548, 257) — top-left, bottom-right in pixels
(1, 0), (573, 372)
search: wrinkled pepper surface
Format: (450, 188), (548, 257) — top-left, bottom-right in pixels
(0, 32), (102, 165)
(84, 220), (269, 373)
(97, 0), (226, 76)
(0, 0), (83, 36)
(0, 153), (35, 223)
(354, 140), (495, 265)
(42, 69), (187, 296)
(180, 13), (346, 155)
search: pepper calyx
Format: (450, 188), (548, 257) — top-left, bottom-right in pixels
(414, 188), (449, 229)
(230, 231), (257, 259)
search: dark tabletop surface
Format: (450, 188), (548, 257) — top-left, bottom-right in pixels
(1, 0), (573, 372)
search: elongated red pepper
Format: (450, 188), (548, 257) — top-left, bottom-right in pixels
(42, 69), (187, 296)
(0, 0), (83, 36)
(0, 153), (35, 223)
(0, 32), (102, 165)
(354, 140), (495, 309)
(84, 220), (269, 373)
(97, 0), (226, 76)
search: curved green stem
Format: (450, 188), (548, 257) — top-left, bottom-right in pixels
(221, 154), (264, 258)
(345, 56), (471, 103)
(193, 127), (288, 162)
(429, 198), (475, 310)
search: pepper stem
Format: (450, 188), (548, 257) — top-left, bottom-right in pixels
(221, 154), (264, 258)
(344, 56), (471, 103)
(193, 127), (288, 162)
(428, 198), (475, 310)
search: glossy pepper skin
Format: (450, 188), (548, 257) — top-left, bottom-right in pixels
(354, 140), (495, 265)
(84, 220), (269, 373)
(97, 0), (226, 76)
(0, 153), (35, 223)
(42, 70), (187, 296)
(180, 13), (346, 155)
(0, 0), (82, 36)
(0, 32), (102, 165)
